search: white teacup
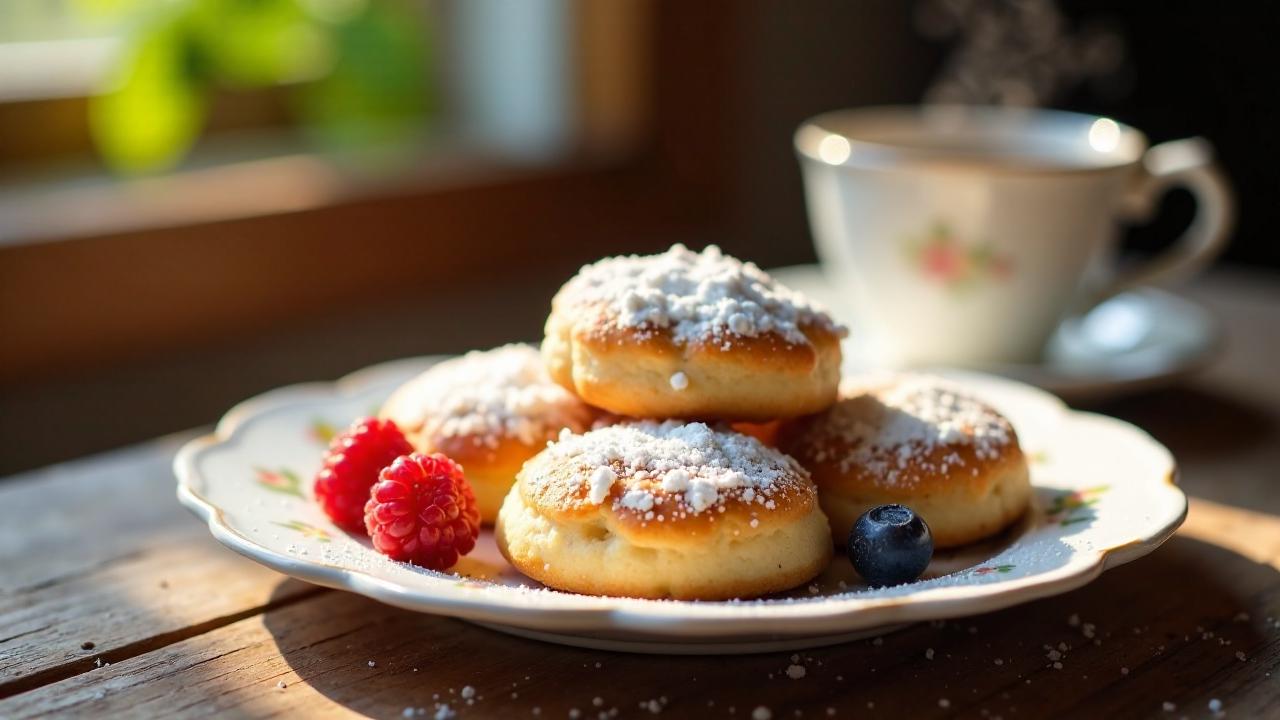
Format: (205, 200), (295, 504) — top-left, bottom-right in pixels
(795, 105), (1234, 367)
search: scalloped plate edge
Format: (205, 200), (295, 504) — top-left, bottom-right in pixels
(174, 358), (1187, 642)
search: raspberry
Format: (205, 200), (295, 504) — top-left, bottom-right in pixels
(364, 453), (480, 570)
(314, 418), (413, 532)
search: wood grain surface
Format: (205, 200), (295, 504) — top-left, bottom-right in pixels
(2, 270), (1279, 719)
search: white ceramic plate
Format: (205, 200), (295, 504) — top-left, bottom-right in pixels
(770, 264), (1220, 404)
(175, 357), (1186, 654)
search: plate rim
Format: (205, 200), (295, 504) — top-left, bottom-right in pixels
(174, 357), (1188, 639)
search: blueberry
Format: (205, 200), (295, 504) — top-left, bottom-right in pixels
(848, 504), (933, 587)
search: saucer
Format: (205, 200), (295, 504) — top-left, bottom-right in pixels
(770, 265), (1220, 403)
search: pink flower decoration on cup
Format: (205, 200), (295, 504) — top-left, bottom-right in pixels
(907, 222), (1015, 291)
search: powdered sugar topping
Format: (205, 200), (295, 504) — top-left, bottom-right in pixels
(524, 421), (812, 520)
(795, 374), (1016, 485)
(384, 344), (594, 448)
(587, 465), (617, 504)
(555, 244), (845, 346)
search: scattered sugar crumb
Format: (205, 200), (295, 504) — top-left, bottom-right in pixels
(939, 699), (951, 709)
(1209, 698), (1223, 713)
(669, 372), (689, 391)
(367, 660), (377, 668)
(1161, 701), (1176, 712)
(786, 664), (807, 679)
(752, 707), (773, 720)
(461, 686), (475, 700)
(925, 648), (935, 660)
(587, 465), (617, 505)
(276, 680), (287, 690)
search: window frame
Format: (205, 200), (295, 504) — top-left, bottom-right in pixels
(0, 0), (740, 386)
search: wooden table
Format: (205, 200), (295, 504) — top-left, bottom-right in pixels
(3, 269), (1279, 719)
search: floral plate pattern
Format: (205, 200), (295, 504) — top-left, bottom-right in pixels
(175, 357), (1186, 654)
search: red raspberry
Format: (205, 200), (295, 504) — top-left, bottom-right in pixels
(364, 453), (480, 570)
(314, 418), (413, 533)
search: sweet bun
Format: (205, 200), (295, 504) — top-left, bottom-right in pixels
(779, 374), (1031, 548)
(542, 244), (846, 421)
(495, 421), (832, 599)
(379, 344), (597, 523)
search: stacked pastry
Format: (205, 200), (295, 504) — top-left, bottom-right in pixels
(380, 244), (1031, 599)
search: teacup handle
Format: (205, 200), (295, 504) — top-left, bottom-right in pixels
(1095, 137), (1235, 305)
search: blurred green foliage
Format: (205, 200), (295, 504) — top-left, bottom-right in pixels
(0, 0), (141, 42)
(90, 9), (206, 173)
(297, 2), (431, 153)
(85, 0), (434, 174)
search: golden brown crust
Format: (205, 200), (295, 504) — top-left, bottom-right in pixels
(796, 448), (1031, 547)
(778, 375), (1032, 548)
(495, 489), (832, 600)
(783, 427), (1026, 499)
(541, 245), (846, 421)
(515, 445), (820, 545)
(378, 345), (597, 523)
(494, 421), (833, 599)
(543, 309), (842, 421)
